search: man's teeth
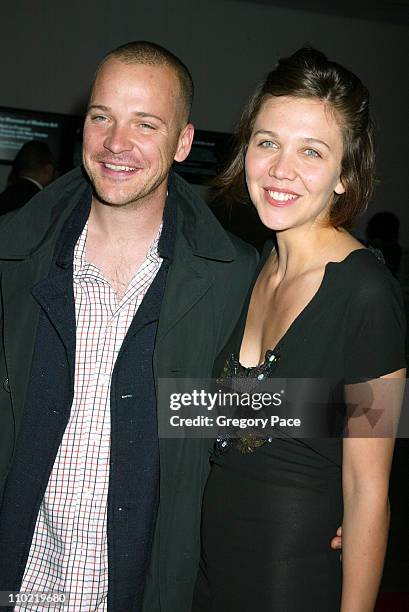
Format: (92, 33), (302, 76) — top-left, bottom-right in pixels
(104, 163), (136, 172)
(268, 191), (298, 202)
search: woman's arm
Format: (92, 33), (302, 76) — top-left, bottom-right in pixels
(341, 368), (406, 612)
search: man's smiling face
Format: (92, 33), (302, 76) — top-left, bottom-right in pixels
(83, 58), (192, 208)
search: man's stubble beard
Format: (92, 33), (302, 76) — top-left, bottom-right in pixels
(86, 164), (169, 210)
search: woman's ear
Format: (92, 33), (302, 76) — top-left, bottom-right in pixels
(334, 177), (346, 195)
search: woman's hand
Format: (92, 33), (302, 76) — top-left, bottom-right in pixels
(331, 525), (342, 551)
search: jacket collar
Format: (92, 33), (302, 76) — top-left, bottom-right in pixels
(167, 171), (237, 262)
(0, 166), (237, 263)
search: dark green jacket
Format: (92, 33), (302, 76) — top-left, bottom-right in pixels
(0, 167), (258, 611)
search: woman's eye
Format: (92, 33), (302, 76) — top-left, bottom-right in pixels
(305, 148), (321, 158)
(259, 140), (277, 149)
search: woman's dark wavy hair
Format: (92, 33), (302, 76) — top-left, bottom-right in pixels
(216, 47), (375, 229)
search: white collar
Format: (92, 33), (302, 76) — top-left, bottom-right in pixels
(20, 176), (43, 190)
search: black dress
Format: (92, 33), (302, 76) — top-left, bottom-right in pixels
(193, 246), (406, 612)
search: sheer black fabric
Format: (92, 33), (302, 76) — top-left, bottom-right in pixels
(193, 246), (406, 612)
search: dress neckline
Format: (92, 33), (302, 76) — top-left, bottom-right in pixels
(238, 246), (370, 368)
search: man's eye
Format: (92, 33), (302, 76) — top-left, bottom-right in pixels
(305, 148), (320, 158)
(140, 123), (155, 130)
(90, 115), (107, 122)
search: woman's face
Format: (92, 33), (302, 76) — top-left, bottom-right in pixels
(245, 96), (345, 232)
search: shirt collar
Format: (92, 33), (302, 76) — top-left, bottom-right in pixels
(72, 211), (165, 281)
(56, 181), (177, 269)
(20, 176), (43, 190)
(72, 219), (88, 274)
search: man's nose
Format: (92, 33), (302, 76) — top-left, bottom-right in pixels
(103, 124), (133, 154)
(268, 150), (296, 181)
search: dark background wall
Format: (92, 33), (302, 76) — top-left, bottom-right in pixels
(1, 0), (408, 243)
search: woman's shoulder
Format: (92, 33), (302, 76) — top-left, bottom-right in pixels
(323, 248), (406, 351)
(328, 247), (401, 297)
(339, 248), (407, 379)
(335, 248), (406, 341)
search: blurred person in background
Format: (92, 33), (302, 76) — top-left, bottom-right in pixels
(0, 140), (55, 215)
(366, 211), (402, 277)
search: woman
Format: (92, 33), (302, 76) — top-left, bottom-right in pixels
(193, 48), (406, 611)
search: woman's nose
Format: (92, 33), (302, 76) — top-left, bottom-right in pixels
(268, 150), (296, 181)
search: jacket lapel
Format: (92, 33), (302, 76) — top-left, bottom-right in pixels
(155, 172), (236, 345)
(31, 268), (76, 375)
(0, 169), (90, 435)
(156, 242), (213, 345)
(1, 261), (76, 435)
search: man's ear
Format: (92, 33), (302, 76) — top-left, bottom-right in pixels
(174, 123), (194, 163)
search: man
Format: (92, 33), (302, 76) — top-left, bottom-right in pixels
(0, 140), (55, 214)
(0, 42), (258, 611)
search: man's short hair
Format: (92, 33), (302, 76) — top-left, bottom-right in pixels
(95, 41), (194, 123)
